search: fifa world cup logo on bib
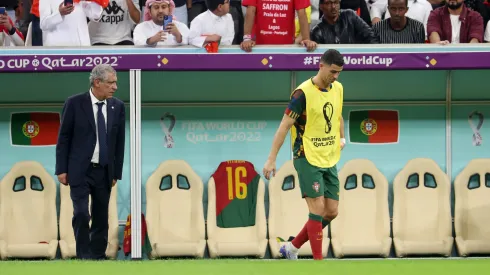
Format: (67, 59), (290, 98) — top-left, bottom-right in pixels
(468, 111), (484, 146)
(323, 102), (334, 134)
(160, 112), (176, 148)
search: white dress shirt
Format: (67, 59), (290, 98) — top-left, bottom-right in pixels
(89, 90), (107, 164)
(133, 19), (189, 46)
(188, 10), (234, 48)
(40, 0), (103, 46)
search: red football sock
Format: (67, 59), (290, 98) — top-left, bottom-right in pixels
(291, 223), (308, 249)
(307, 213), (323, 260)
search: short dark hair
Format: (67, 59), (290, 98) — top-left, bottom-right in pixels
(321, 49), (344, 67)
(206, 0), (226, 11)
(388, 0), (408, 7)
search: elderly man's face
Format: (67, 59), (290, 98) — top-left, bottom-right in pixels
(95, 73), (118, 99)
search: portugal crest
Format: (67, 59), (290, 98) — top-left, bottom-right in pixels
(312, 182), (320, 193)
(22, 120), (39, 138)
(360, 118), (377, 136)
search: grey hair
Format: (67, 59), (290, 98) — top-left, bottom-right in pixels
(89, 64), (116, 86)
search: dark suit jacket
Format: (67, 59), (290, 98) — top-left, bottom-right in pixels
(55, 91), (126, 188)
(311, 10), (377, 44)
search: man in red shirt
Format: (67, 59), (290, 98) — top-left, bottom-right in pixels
(240, 0), (317, 52)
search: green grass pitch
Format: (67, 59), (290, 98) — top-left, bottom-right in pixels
(2, 258), (490, 275)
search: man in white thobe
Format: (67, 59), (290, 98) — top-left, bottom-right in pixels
(188, 0), (234, 48)
(133, 0), (189, 46)
(40, 0), (104, 46)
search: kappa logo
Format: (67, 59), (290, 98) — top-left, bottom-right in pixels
(105, 1), (124, 14)
(312, 182), (320, 193)
(361, 118), (378, 136)
(101, 1), (125, 24)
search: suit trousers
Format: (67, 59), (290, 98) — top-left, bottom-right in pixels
(70, 164), (111, 260)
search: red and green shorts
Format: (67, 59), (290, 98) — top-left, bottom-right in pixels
(293, 157), (339, 200)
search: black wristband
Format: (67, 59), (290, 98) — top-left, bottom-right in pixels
(8, 27), (16, 36)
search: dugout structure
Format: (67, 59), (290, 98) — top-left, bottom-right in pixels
(0, 45), (489, 259)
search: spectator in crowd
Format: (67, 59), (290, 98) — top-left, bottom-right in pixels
(386, 0), (432, 38)
(186, 0), (244, 44)
(17, 0), (30, 38)
(427, 0), (484, 43)
(89, 0), (141, 45)
(30, 0), (43, 45)
(14, 0), (26, 29)
(311, 0), (377, 44)
(229, 0), (243, 44)
(39, 0), (105, 46)
(464, 0), (489, 26)
(373, 0), (426, 43)
(370, 0), (432, 37)
(172, 0), (187, 26)
(240, 0), (316, 52)
(187, 0), (207, 24)
(340, 0), (372, 26)
(133, 0), (189, 46)
(371, 0), (432, 27)
(3, 0), (19, 20)
(188, 0), (234, 47)
(0, 11), (25, 46)
(427, 0), (490, 24)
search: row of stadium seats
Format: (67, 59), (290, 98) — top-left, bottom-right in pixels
(0, 161), (119, 260)
(0, 158), (489, 259)
(149, 158), (490, 259)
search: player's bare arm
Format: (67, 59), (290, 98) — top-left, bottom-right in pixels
(263, 114), (296, 180)
(340, 116), (345, 149)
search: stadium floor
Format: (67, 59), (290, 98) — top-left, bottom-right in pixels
(2, 258), (490, 275)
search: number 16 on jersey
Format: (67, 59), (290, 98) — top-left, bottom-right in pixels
(226, 166), (248, 200)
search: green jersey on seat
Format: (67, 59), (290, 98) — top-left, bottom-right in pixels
(212, 160), (260, 228)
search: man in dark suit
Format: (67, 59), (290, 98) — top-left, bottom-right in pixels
(55, 64), (126, 260)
